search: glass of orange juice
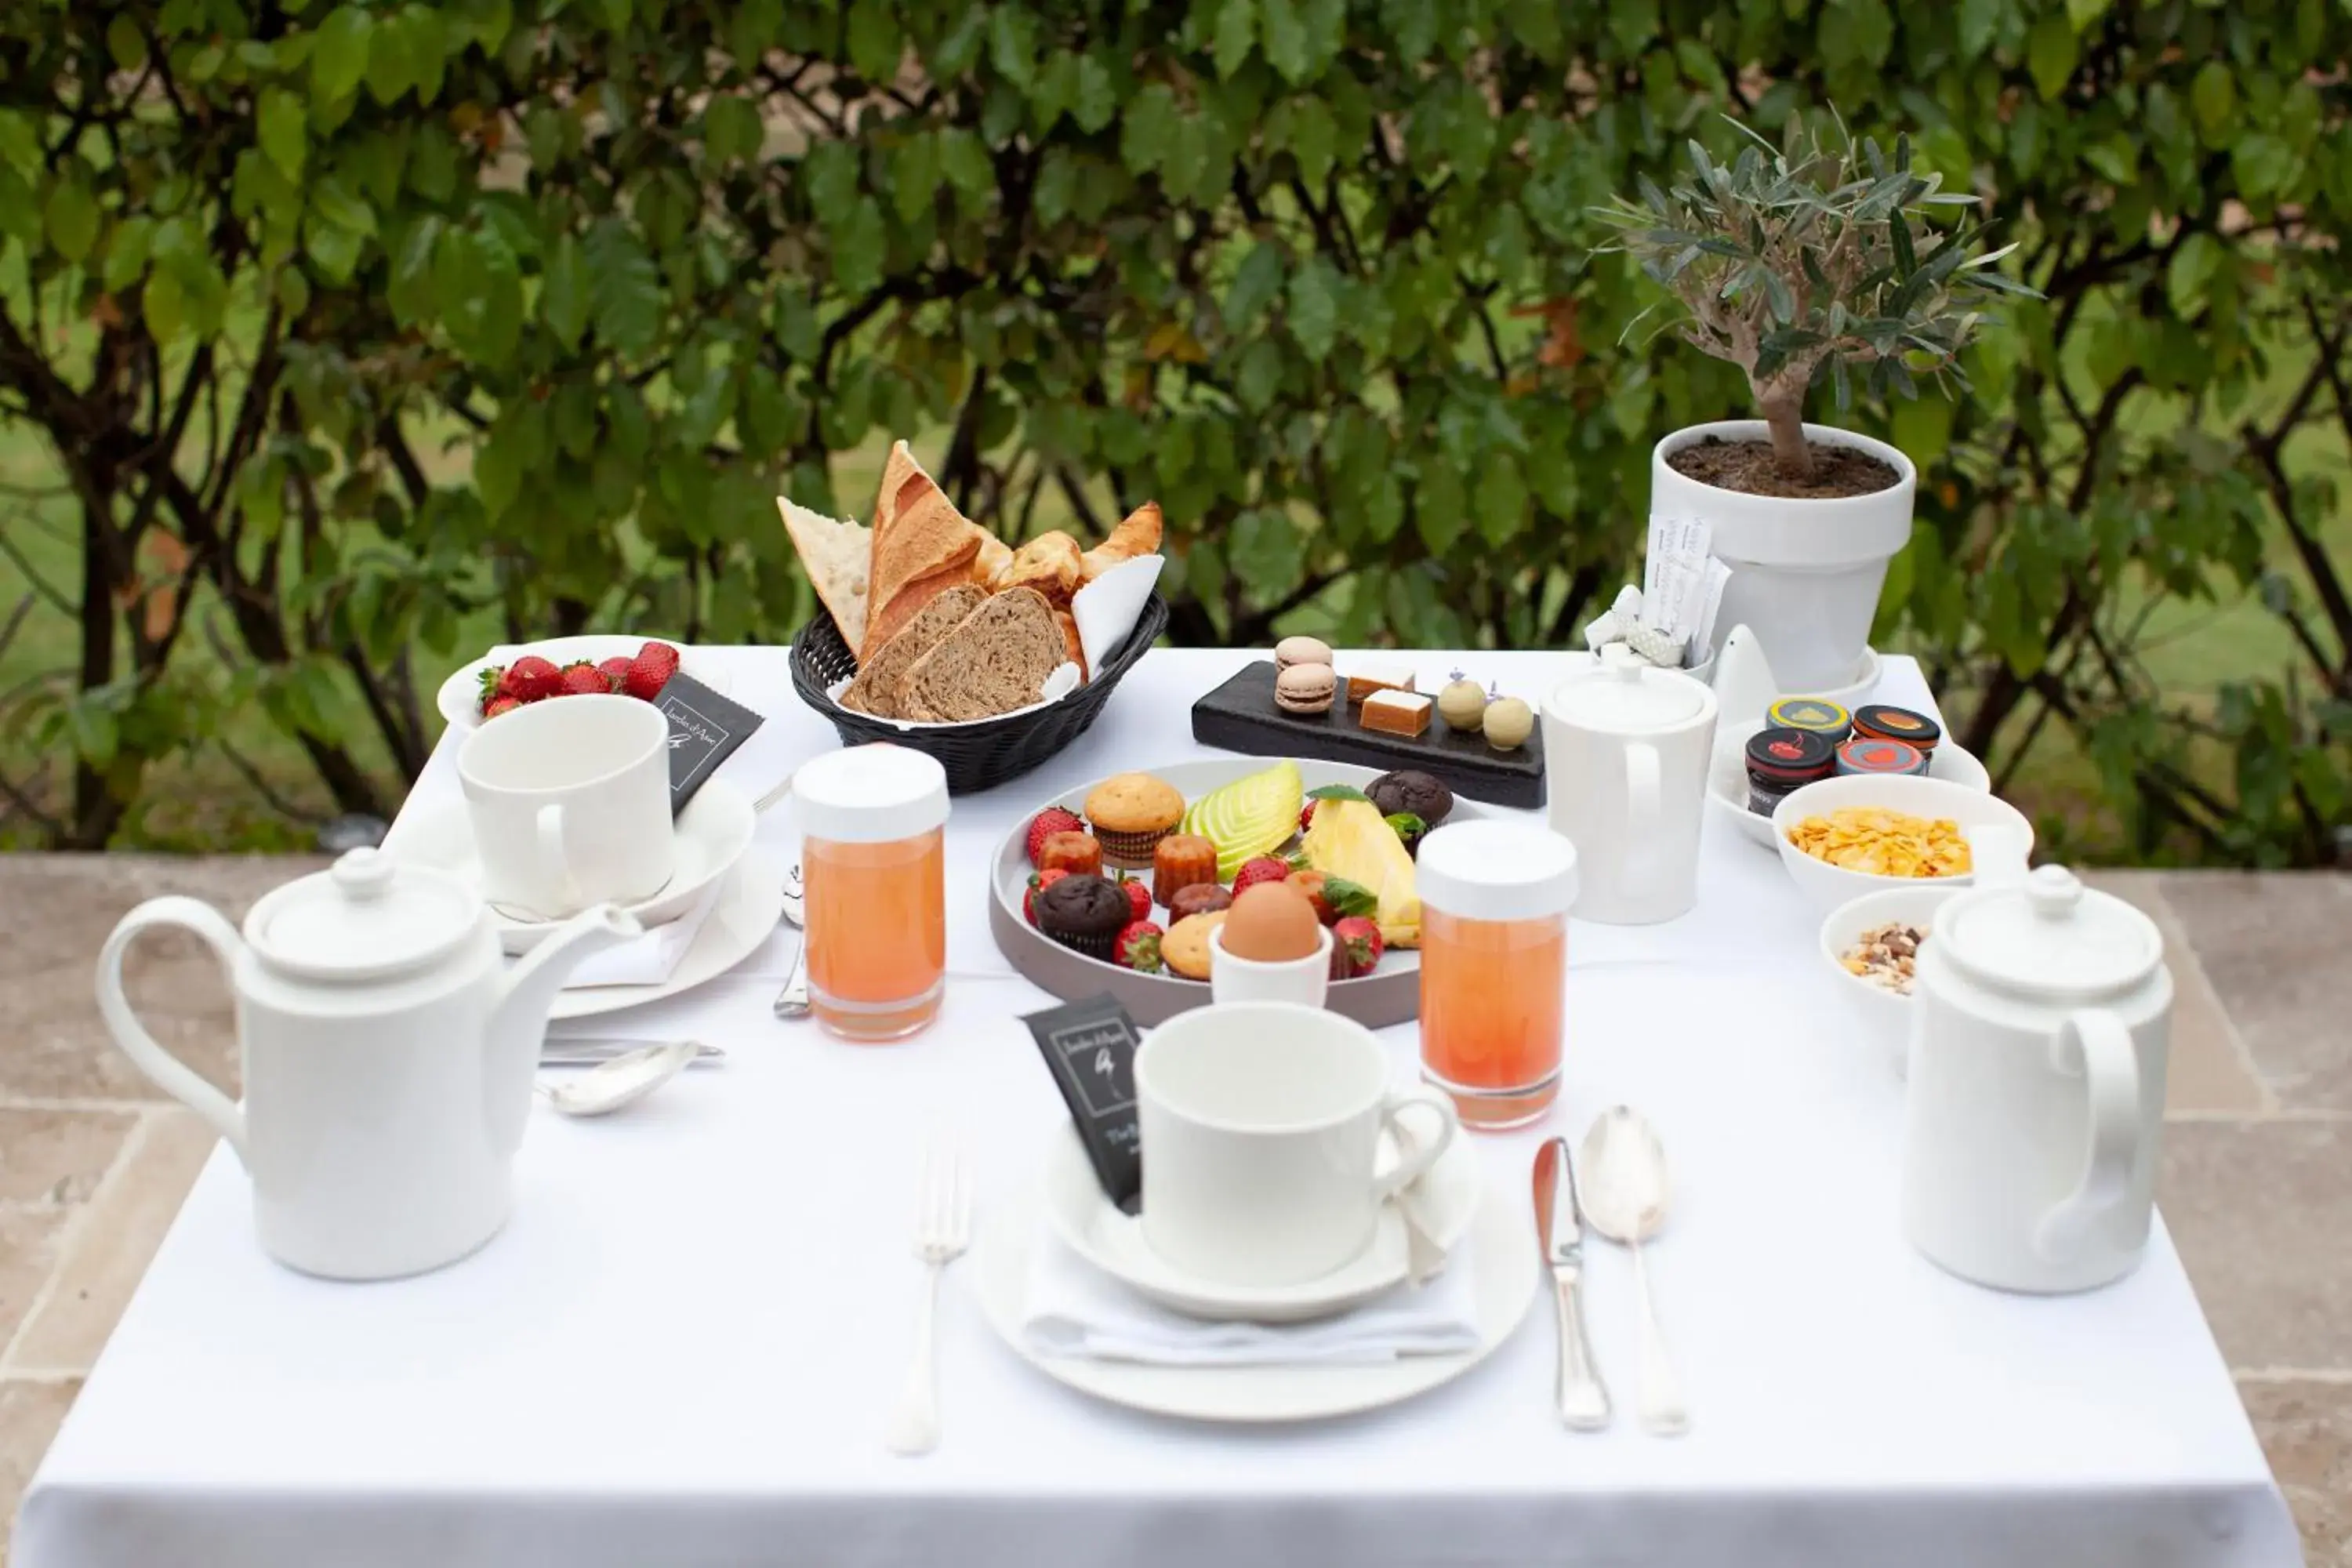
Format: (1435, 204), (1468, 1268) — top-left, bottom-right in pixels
(1415, 820), (1577, 1131)
(791, 744), (949, 1042)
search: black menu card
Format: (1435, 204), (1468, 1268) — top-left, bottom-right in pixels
(655, 673), (763, 814)
(1025, 993), (1144, 1214)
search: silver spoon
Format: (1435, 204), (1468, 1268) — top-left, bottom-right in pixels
(1577, 1106), (1689, 1436)
(773, 863), (809, 1018)
(535, 1040), (702, 1117)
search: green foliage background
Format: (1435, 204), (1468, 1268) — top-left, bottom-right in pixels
(2, 0), (2348, 862)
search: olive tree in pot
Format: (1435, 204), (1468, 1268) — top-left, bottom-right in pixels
(1594, 115), (2039, 692)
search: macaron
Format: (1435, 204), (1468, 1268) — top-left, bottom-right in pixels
(1275, 635), (1334, 671)
(1275, 661), (1338, 715)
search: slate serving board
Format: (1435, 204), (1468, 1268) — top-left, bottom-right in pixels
(1190, 662), (1547, 809)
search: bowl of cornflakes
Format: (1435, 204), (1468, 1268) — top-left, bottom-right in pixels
(1769, 774), (2034, 912)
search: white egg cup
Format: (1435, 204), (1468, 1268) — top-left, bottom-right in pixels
(1208, 925), (1334, 1008)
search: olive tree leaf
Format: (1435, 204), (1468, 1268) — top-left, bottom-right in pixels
(258, 89), (307, 180)
(540, 231), (590, 349)
(1225, 240), (1285, 332)
(1212, 0), (1255, 77)
(43, 168), (98, 261)
(584, 220), (662, 356)
(310, 7), (374, 104)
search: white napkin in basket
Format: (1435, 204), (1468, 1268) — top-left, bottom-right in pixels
(1020, 1227), (1481, 1367)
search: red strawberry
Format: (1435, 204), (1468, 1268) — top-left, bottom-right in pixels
(1022, 867), (1071, 926)
(482, 695), (521, 720)
(596, 655), (634, 692)
(625, 641), (682, 700)
(558, 662), (608, 696)
(503, 655), (563, 702)
(1288, 869), (1337, 926)
(1115, 874), (1151, 923)
(1330, 916), (1385, 980)
(1025, 807), (1086, 867)
(1231, 857), (1291, 898)
(1113, 920), (1164, 973)
(480, 666), (508, 706)
(1300, 800), (1318, 833)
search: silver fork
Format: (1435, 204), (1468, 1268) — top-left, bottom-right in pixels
(884, 1138), (974, 1457)
(772, 864), (808, 1018)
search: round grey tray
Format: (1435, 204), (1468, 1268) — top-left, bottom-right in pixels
(985, 758), (1497, 1028)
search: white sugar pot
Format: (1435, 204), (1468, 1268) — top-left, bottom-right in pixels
(95, 848), (640, 1280)
(1902, 865), (2172, 1294)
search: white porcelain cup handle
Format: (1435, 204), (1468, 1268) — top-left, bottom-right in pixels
(1373, 1089), (1458, 1200)
(533, 801), (585, 913)
(2033, 1008), (2144, 1262)
(94, 898), (250, 1165)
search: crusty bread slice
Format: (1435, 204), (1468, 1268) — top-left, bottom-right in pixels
(1080, 502), (1163, 584)
(971, 534), (1013, 588)
(995, 531), (1083, 604)
(899, 588), (1067, 723)
(1054, 609), (1087, 682)
(861, 441), (983, 664)
(776, 496), (871, 651)
(838, 584), (985, 719)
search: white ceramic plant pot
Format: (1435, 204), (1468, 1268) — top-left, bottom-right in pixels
(1650, 420), (1916, 694)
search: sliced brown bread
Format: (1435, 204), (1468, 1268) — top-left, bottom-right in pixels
(837, 585), (985, 718)
(899, 588), (1068, 723)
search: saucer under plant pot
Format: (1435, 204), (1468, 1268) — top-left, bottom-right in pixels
(1650, 419), (1915, 694)
(1594, 110), (2039, 692)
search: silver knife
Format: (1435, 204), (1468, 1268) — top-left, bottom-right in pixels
(540, 1039), (725, 1065)
(1534, 1136), (1611, 1430)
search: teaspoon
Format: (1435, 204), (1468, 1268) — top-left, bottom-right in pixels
(535, 1040), (702, 1117)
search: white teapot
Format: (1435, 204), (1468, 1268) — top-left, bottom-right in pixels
(1902, 864), (2172, 1294)
(95, 848), (639, 1280)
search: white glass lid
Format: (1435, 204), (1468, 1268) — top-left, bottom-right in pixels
(793, 742), (950, 843)
(1939, 865), (2164, 1000)
(245, 848), (478, 981)
(1546, 649), (1708, 734)
(1416, 820), (1578, 921)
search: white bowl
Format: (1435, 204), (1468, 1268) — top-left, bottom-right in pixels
(434, 635), (728, 732)
(1817, 884), (1965, 1078)
(1708, 720), (1992, 851)
(1769, 773), (2033, 912)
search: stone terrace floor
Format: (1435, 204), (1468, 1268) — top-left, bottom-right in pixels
(1, 857), (2347, 1565)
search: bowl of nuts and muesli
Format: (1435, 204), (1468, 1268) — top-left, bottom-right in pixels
(1818, 884), (1966, 1078)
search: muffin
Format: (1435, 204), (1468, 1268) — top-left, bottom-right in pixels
(1152, 833), (1220, 908)
(1038, 830), (1103, 878)
(1367, 769), (1454, 827)
(1033, 873), (1133, 960)
(1275, 662), (1337, 715)
(1161, 910), (1229, 981)
(1084, 772), (1186, 865)
(1168, 883), (1234, 923)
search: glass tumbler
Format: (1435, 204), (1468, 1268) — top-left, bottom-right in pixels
(1415, 819), (1578, 1131)
(792, 744), (949, 1041)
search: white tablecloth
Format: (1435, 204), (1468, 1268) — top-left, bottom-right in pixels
(17, 649), (2300, 1568)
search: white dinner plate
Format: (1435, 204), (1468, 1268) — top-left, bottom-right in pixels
(387, 783), (757, 954)
(977, 1174), (1537, 1424)
(546, 851), (784, 1021)
(1040, 1123), (1483, 1323)
(434, 635), (731, 733)
(1707, 719), (1991, 851)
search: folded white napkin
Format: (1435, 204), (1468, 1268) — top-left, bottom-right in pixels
(553, 874), (728, 989)
(1020, 1226), (1481, 1367)
(1072, 554), (1163, 677)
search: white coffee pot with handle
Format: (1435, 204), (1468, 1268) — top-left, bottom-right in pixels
(95, 848), (640, 1280)
(1902, 864), (2172, 1293)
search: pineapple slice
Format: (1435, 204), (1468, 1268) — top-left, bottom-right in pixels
(1301, 797), (1420, 949)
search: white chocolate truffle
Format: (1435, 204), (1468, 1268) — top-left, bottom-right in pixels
(1482, 695), (1534, 750)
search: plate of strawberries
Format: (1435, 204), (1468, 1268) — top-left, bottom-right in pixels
(434, 636), (731, 732)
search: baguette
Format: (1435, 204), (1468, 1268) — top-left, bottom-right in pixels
(1079, 502), (1163, 584)
(860, 441), (984, 665)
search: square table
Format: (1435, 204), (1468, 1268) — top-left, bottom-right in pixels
(18, 649), (2301, 1568)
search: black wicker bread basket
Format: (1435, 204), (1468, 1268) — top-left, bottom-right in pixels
(789, 593), (1170, 794)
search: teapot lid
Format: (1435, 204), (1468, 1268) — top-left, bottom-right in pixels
(1547, 646), (1710, 733)
(1938, 865), (2163, 1002)
(245, 848), (480, 982)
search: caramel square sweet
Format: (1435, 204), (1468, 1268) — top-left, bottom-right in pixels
(1359, 689), (1432, 737)
(1345, 664), (1416, 705)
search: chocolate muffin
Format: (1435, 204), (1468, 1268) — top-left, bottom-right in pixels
(1032, 873), (1133, 960)
(1167, 883), (1234, 923)
(1367, 768), (1454, 827)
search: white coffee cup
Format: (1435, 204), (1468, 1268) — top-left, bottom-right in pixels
(1541, 646), (1719, 925)
(1135, 1003), (1457, 1287)
(458, 695), (674, 918)
(1208, 924), (1332, 1008)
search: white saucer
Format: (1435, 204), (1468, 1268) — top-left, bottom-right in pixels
(1040, 1124), (1482, 1323)
(1706, 717), (1991, 851)
(546, 851), (784, 1020)
(434, 635), (731, 733)
(388, 782), (755, 954)
(976, 1174), (1537, 1424)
